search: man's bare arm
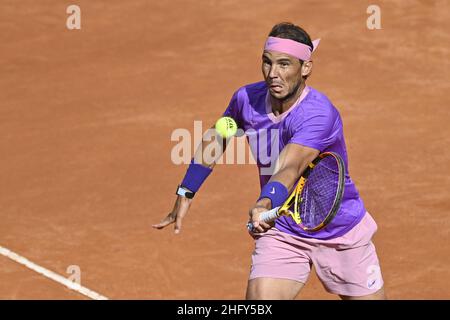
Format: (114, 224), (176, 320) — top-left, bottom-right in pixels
(249, 143), (319, 233)
(153, 126), (228, 233)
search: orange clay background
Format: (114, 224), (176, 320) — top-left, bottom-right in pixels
(0, 0), (449, 299)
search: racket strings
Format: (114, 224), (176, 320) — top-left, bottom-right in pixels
(298, 156), (340, 229)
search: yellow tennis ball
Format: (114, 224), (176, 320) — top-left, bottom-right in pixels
(215, 116), (237, 138)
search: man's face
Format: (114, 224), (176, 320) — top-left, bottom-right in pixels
(262, 51), (304, 101)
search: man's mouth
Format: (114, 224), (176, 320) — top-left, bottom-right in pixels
(269, 83), (283, 92)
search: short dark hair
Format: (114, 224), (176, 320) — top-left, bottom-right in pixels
(268, 22), (313, 52)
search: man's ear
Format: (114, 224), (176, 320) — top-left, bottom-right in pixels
(301, 61), (313, 77)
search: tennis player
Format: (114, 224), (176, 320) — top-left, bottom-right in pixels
(153, 22), (386, 300)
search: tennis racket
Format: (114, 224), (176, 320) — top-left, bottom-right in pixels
(247, 152), (345, 232)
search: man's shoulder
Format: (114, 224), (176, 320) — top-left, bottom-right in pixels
(305, 87), (333, 107)
(301, 86), (339, 116)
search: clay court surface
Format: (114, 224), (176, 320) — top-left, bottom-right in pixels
(0, 0), (449, 299)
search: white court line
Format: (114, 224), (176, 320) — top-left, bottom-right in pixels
(0, 245), (108, 300)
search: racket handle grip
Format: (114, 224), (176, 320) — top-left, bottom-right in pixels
(246, 207), (281, 231)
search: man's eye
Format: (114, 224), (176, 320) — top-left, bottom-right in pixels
(280, 63), (289, 67)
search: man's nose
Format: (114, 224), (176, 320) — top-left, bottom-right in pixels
(269, 65), (279, 79)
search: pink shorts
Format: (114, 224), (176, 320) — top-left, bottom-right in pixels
(249, 212), (384, 297)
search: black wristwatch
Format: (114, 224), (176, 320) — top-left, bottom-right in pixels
(175, 185), (195, 199)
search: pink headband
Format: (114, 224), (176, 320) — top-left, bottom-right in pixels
(264, 36), (321, 61)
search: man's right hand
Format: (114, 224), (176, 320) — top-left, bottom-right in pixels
(248, 198), (274, 234)
(152, 196), (193, 234)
